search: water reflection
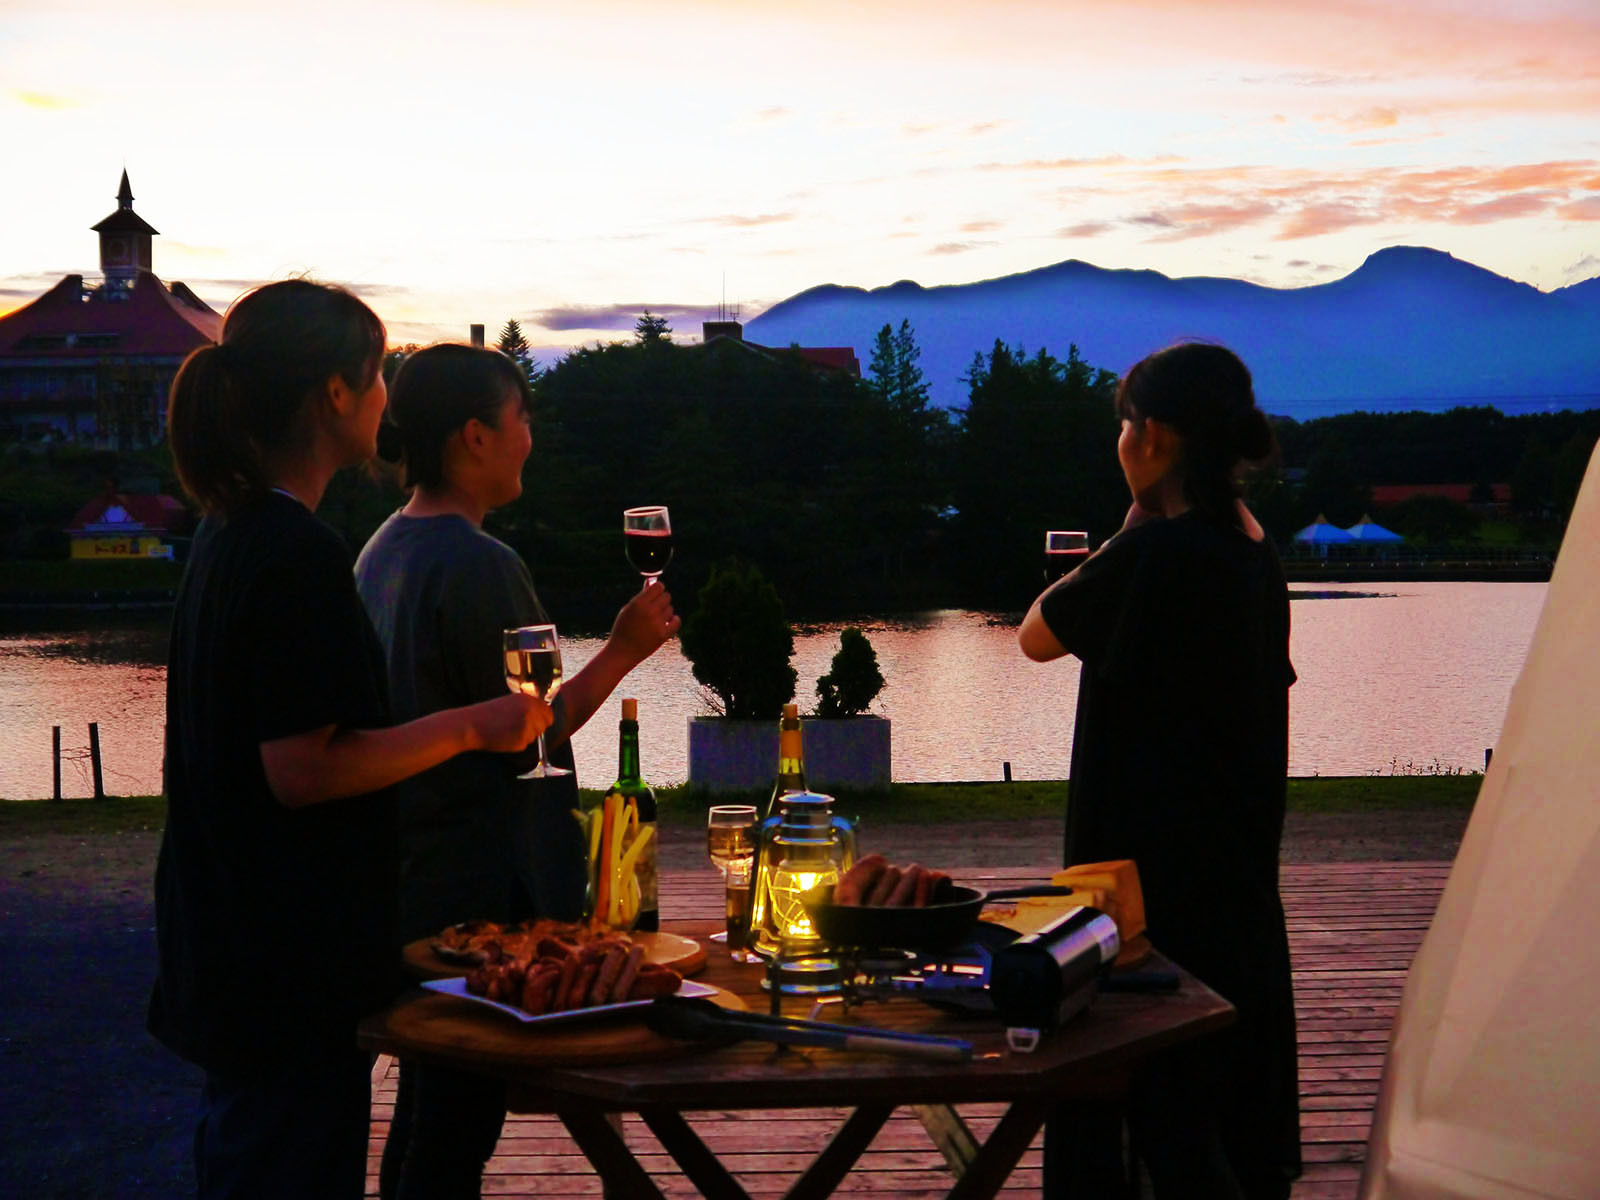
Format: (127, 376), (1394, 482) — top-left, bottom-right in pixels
(0, 582), (1546, 798)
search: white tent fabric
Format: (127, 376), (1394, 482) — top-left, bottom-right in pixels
(1345, 514), (1405, 543)
(1360, 442), (1600, 1200)
(1293, 514), (1355, 542)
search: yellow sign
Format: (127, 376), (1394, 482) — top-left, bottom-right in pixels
(70, 535), (169, 559)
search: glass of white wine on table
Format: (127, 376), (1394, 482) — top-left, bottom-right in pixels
(707, 804), (760, 961)
(502, 623), (570, 779)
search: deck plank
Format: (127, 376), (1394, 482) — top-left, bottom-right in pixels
(368, 860), (1448, 1199)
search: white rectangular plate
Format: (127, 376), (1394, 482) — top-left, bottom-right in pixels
(421, 976), (716, 1026)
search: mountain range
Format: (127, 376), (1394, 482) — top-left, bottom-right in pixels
(744, 247), (1600, 420)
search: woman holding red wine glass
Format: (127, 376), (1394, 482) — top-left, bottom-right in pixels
(354, 344), (680, 1199)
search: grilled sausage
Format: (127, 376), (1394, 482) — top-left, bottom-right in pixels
(626, 962), (681, 999)
(913, 867), (935, 907)
(887, 864), (922, 907)
(521, 965), (560, 1015)
(566, 962), (600, 1010)
(866, 866), (903, 906)
(611, 944), (647, 1002)
(550, 955), (580, 1010)
(834, 854), (887, 906)
(589, 945), (629, 1006)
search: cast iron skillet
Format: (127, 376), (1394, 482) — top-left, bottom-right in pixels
(802, 882), (1079, 951)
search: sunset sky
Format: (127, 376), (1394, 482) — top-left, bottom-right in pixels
(3, 0), (1597, 354)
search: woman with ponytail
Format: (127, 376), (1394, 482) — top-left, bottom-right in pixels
(150, 281), (553, 1200)
(1019, 342), (1300, 1199)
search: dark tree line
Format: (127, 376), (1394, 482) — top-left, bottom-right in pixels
(1255, 407), (1599, 540)
(3, 316), (1596, 619)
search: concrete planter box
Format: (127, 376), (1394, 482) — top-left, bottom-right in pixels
(687, 715), (891, 793)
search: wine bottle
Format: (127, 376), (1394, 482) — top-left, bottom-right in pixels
(608, 698), (658, 931)
(765, 702), (807, 818)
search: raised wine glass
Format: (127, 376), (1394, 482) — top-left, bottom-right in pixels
(502, 623), (570, 778)
(707, 804), (760, 960)
(623, 506), (673, 584)
(1043, 529), (1090, 584)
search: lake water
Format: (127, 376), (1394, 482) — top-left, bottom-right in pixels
(0, 582), (1546, 799)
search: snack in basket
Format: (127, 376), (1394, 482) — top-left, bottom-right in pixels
(462, 931), (682, 1015)
(832, 855), (951, 908)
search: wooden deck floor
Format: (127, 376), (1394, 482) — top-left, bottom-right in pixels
(366, 860), (1450, 1198)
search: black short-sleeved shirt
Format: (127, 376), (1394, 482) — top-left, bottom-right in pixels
(148, 492), (399, 1077)
(354, 512), (585, 942)
(1039, 509), (1302, 1185)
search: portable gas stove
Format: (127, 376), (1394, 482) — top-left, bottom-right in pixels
(796, 908), (1122, 1051)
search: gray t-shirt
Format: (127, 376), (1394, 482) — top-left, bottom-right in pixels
(354, 511), (586, 939)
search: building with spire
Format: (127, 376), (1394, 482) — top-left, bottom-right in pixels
(0, 170), (221, 449)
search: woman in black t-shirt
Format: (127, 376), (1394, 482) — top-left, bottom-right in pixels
(151, 280), (555, 1200)
(1019, 342), (1300, 1200)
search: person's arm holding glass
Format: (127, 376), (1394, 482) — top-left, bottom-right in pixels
(355, 343), (681, 1198)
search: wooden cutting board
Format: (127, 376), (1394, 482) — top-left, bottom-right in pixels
(364, 982), (746, 1068)
(403, 931), (707, 980)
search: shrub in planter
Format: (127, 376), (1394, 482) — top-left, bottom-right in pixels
(815, 627), (885, 718)
(679, 559), (796, 720)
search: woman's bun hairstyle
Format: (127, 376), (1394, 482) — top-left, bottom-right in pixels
(1114, 341), (1278, 526)
(1231, 405), (1276, 465)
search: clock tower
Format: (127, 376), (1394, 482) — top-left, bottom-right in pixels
(91, 170), (158, 298)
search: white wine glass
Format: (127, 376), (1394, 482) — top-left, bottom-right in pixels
(623, 506), (673, 584)
(502, 623), (571, 779)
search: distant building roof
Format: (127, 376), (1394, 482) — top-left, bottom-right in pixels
(788, 345), (861, 374)
(1371, 483), (1510, 506)
(0, 270), (220, 359)
(698, 321), (860, 377)
(66, 489), (189, 534)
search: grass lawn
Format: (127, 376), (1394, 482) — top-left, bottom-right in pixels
(0, 775), (1480, 837)
(0, 557), (184, 593)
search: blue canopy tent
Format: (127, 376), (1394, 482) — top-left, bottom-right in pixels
(1293, 515), (1355, 543)
(1344, 515), (1405, 543)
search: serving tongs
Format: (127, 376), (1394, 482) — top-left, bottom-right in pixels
(645, 995), (972, 1062)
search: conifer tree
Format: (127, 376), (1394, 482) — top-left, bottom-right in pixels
(867, 319), (930, 417)
(497, 318), (537, 381)
(635, 310), (672, 344)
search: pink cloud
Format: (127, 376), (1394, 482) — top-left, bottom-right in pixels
(1324, 105), (1400, 131)
(1133, 200), (1279, 242)
(1096, 158), (1600, 240)
(1277, 202), (1384, 240)
(1558, 196), (1600, 221)
(1452, 193), (1560, 224)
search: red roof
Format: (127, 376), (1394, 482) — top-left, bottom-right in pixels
(789, 346), (861, 374)
(66, 490), (189, 533)
(0, 270), (220, 358)
(1371, 483), (1511, 506)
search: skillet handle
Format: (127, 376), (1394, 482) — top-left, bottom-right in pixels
(983, 885), (1081, 901)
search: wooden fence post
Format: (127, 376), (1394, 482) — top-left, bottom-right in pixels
(53, 726), (62, 801)
(89, 722), (105, 800)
